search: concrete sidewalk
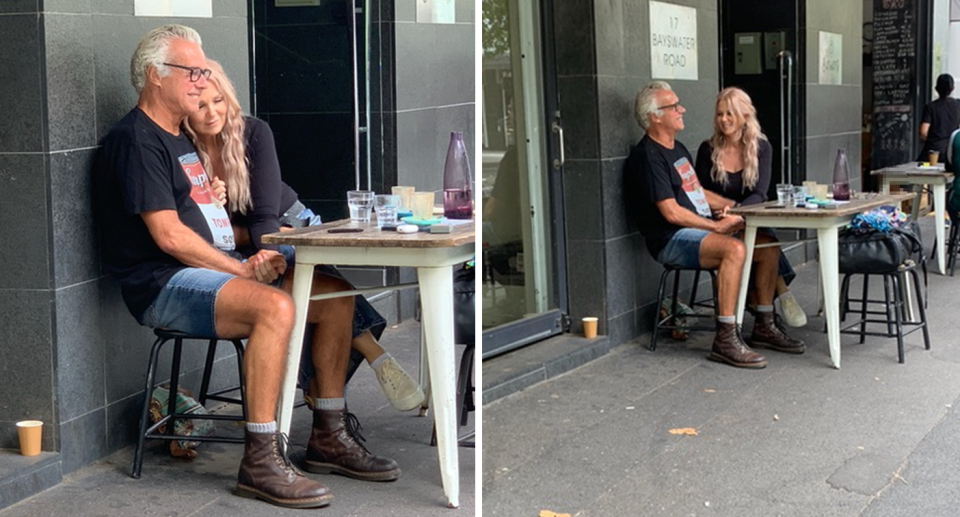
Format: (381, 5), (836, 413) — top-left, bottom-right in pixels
(0, 320), (475, 517)
(484, 215), (960, 517)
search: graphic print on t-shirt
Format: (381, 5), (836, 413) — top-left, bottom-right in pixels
(178, 152), (235, 250)
(674, 157), (711, 217)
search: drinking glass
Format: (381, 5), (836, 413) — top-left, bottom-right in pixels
(391, 186), (414, 212)
(375, 194), (400, 228)
(347, 190), (374, 223)
(776, 184), (792, 206)
(412, 192), (436, 220)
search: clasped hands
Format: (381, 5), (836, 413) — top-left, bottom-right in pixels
(712, 205), (744, 235)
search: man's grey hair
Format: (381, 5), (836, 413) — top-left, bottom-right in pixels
(634, 81), (673, 129)
(130, 24), (202, 93)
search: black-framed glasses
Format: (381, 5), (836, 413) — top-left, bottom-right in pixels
(658, 102), (682, 112)
(162, 63), (212, 82)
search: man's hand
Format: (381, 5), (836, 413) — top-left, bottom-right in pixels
(212, 176), (227, 207)
(714, 214), (744, 235)
(245, 250), (287, 284)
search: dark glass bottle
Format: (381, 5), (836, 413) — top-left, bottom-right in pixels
(442, 131), (474, 219)
(832, 148), (850, 201)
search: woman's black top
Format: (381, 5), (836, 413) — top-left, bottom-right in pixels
(694, 138), (773, 206)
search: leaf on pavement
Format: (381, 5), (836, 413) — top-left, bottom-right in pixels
(668, 427), (699, 436)
(540, 510), (572, 517)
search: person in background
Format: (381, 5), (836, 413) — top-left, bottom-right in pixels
(918, 73), (960, 161)
(694, 86), (807, 329)
(184, 59), (425, 415)
(625, 81), (804, 369)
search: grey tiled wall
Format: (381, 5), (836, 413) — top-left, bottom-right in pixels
(0, 1), (249, 473)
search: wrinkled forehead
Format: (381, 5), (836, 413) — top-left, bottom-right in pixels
(167, 39), (206, 67)
(657, 89), (678, 106)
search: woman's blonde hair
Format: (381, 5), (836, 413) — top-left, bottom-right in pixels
(183, 59), (252, 214)
(708, 87), (767, 189)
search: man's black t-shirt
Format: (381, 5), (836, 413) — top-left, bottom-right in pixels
(920, 97), (960, 158)
(95, 107), (233, 319)
(625, 135), (711, 259)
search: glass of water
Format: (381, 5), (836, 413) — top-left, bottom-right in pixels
(775, 184), (792, 206)
(375, 194), (400, 228)
(347, 190), (374, 223)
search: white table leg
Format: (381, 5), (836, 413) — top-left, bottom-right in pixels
(934, 182), (947, 275)
(880, 178), (891, 195)
(277, 262), (315, 435)
(735, 225), (758, 324)
(417, 265), (459, 508)
(818, 226), (841, 369)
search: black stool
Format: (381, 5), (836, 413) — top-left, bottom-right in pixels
(650, 265), (718, 352)
(838, 262), (930, 363)
(131, 329), (248, 478)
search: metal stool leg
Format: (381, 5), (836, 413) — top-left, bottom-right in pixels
(650, 268), (672, 351)
(890, 274), (906, 364)
(132, 335), (167, 479)
(165, 339), (184, 439)
(859, 275), (870, 344)
(910, 268), (932, 351)
(198, 339), (218, 406)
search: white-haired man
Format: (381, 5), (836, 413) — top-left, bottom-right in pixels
(95, 25), (396, 509)
(625, 81), (803, 369)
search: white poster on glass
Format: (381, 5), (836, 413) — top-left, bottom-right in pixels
(819, 31), (842, 85)
(649, 2), (698, 81)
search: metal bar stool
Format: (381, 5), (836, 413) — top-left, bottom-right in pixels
(131, 329), (247, 478)
(650, 265), (718, 352)
(838, 262), (930, 363)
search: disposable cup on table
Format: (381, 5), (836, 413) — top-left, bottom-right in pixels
(412, 192), (436, 220)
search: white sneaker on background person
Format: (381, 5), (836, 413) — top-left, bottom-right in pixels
(778, 291), (807, 328)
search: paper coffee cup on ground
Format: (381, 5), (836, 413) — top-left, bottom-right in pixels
(16, 420), (42, 457)
(582, 317), (599, 339)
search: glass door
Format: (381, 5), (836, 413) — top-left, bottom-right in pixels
(481, 0), (566, 357)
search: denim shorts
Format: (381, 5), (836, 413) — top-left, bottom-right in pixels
(140, 268), (235, 338)
(657, 228), (710, 269)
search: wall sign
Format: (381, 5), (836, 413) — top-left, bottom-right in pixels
(417, 0), (456, 24)
(649, 1), (698, 81)
(134, 0), (212, 18)
(818, 31), (842, 85)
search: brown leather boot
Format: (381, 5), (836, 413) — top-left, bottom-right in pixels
(709, 322), (768, 369)
(235, 430), (333, 508)
(749, 312), (805, 354)
(303, 409), (401, 481)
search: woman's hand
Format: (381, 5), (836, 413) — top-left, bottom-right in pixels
(212, 176), (227, 207)
(245, 250), (287, 284)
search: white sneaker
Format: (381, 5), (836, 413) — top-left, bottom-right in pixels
(374, 357), (426, 411)
(778, 291), (807, 328)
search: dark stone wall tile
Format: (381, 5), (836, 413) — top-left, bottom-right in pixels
(562, 160), (602, 241)
(594, 0), (625, 77)
(58, 408), (106, 475)
(99, 277), (158, 404)
(806, 86), (861, 136)
(565, 239), (606, 325)
(0, 290), (56, 450)
(558, 76), (599, 160)
(604, 235), (640, 317)
(105, 394), (140, 453)
(607, 308), (641, 349)
(42, 0), (89, 13)
(43, 13), (96, 152)
(0, 154), (50, 290)
(396, 108), (441, 190)
(598, 76), (642, 160)
(395, 23), (474, 110)
(553, 0), (595, 77)
(90, 0), (130, 15)
(0, 14), (44, 153)
(56, 281), (104, 422)
(50, 149), (98, 287)
(804, 132), (862, 189)
(0, 456), (61, 512)
(256, 23), (352, 114)
(0, 0), (38, 14)
(395, 1), (414, 22)
(214, 0), (248, 18)
(601, 158), (633, 241)
(456, 0), (474, 23)
(268, 113), (356, 223)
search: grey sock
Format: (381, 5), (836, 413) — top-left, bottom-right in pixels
(717, 315), (736, 324)
(756, 305), (774, 313)
(246, 421), (277, 434)
(315, 397), (345, 410)
(370, 353), (391, 370)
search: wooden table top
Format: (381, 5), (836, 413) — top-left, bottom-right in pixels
(262, 218), (476, 248)
(728, 192), (914, 219)
(871, 162), (948, 175)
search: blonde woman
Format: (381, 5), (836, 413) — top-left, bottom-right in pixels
(694, 87), (806, 350)
(183, 61), (423, 481)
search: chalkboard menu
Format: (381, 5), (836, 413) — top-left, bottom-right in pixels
(871, 0), (917, 168)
